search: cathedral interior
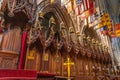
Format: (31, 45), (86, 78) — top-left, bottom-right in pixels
(0, 0), (120, 80)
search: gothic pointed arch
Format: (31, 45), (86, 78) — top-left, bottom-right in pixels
(36, 1), (75, 35)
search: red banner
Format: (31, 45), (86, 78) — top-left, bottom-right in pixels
(18, 31), (27, 69)
(78, 0), (95, 20)
(89, 0), (95, 15)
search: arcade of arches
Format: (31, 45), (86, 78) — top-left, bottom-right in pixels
(0, 0), (119, 80)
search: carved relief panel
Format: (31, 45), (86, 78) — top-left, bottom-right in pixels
(0, 52), (18, 69)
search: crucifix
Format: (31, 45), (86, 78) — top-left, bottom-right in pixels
(64, 57), (74, 80)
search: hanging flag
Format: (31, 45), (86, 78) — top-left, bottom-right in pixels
(73, 0), (77, 9)
(76, 0), (82, 6)
(65, 1), (72, 13)
(115, 23), (120, 37)
(100, 13), (111, 27)
(110, 31), (116, 38)
(88, 0), (95, 15)
(75, 7), (79, 16)
(79, 0), (95, 19)
(71, 0), (76, 10)
(100, 26), (108, 35)
(74, 0), (82, 15)
(82, 0), (88, 10)
(88, 15), (95, 28)
(80, 3), (84, 13)
(85, 10), (89, 17)
(106, 21), (112, 29)
(79, 12), (86, 20)
(95, 21), (104, 29)
(77, 3), (85, 19)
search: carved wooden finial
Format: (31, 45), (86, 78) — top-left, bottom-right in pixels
(87, 36), (91, 42)
(50, 16), (56, 25)
(92, 38), (95, 44)
(61, 22), (65, 29)
(76, 31), (80, 36)
(39, 12), (44, 19)
(83, 34), (86, 39)
(69, 27), (74, 33)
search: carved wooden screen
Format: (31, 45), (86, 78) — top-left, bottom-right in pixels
(25, 48), (37, 70)
(0, 27), (21, 69)
(49, 52), (62, 75)
(70, 57), (76, 76)
(25, 45), (42, 71)
(77, 55), (83, 76)
(0, 34), (3, 48)
(89, 58), (93, 75)
(63, 56), (67, 76)
(1, 28), (21, 52)
(40, 50), (50, 72)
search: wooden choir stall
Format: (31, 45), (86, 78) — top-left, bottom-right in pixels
(0, 0), (119, 80)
